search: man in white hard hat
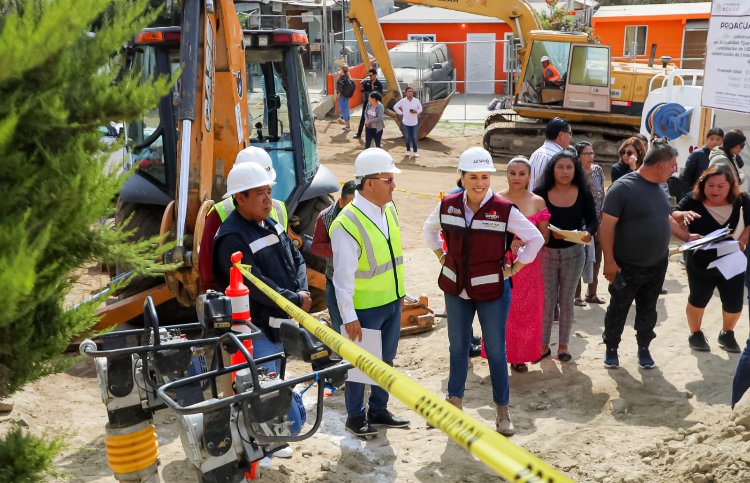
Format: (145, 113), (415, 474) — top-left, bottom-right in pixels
(199, 146), (289, 292)
(213, 162), (312, 373)
(330, 148), (410, 438)
(541, 55), (561, 88)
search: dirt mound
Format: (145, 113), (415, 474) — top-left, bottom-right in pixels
(638, 391), (750, 483)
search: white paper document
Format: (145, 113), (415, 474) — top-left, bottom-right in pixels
(680, 227), (731, 252)
(707, 251), (747, 280)
(548, 224), (592, 245)
(700, 239), (740, 257)
(339, 327), (382, 386)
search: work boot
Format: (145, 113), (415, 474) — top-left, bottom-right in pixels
(495, 404), (515, 437)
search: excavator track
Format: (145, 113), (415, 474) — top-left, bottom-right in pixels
(483, 114), (639, 164)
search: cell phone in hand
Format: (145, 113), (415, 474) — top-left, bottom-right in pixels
(610, 272), (627, 290)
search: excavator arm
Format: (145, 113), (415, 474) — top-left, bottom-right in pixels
(347, 0), (540, 129)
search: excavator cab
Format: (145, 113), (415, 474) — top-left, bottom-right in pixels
(516, 32), (611, 112)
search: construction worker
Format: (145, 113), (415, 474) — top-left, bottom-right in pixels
(212, 162), (311, 374)
(199, 146), (288, 292)
(541, 55), (562, 88)
(330, 148), (410, 438)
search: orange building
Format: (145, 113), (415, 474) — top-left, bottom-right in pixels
(379, 6), (513, 94)
(592, 2), (711, 69)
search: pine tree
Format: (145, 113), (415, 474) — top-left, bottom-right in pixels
(0, 0), (172, 398)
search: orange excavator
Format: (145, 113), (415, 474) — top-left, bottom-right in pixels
(348, 0), (679, 161)
(94, 1), (434, 336)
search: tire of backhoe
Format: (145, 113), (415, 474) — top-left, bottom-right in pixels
(113, 199), (196, 326)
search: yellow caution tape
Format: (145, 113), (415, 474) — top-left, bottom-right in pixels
(235, 262), (573, 482)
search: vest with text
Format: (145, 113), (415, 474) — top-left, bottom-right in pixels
(438, 193), (512, 301)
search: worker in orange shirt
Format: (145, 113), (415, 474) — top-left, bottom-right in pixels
(541, 56), (562, 88)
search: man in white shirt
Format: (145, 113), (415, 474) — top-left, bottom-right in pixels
(393, 87), (423, 158)
(330, 148), (410, 438)
(528, 117), (573, 190)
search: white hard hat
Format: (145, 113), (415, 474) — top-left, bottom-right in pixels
(235, 146), (276, 181)
(223, 162), (275, 199)
(354, 148), (401, 182)
(458, 147), (496, 173)
(541, 55), (550, 63)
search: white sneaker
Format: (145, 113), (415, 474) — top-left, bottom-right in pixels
(259, 456), (273, 469)
(412, 152), (419, 158)
(274, 446), (293, 458)
(405, 149), (412, 155)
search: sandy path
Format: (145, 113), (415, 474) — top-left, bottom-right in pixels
(2, 118), (748, 483)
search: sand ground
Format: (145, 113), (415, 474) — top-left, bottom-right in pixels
(2, 118), (749, 483)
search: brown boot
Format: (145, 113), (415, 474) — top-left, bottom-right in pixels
(446, 396), (463, 410)
(495, 404), (514, 436)
(428, 396), (462, 428)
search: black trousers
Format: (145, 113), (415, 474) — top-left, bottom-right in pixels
(356, 103), (367, 136)
(365, 128), (382, 148)
(602, 258), (668, 349)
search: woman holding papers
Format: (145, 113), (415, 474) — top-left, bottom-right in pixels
(423, 147), (544, 436)
(533, 150), (599, 361)
(670, 164), (750, 353)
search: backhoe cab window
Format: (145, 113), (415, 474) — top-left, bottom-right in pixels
(246, 47), (318, 202)
(126, 47), (180, 186)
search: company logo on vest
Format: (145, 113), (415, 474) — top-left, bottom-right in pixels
(485, 210), (500, 220)
(447, 206), (462, 215)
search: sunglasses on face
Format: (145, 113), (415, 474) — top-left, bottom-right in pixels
(622, 150), (636, 156)
(367, 177), (394, 185)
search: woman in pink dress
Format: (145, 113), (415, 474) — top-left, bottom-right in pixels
(482, 156), (550, 372)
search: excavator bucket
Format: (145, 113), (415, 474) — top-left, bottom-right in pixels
(400, 294), (435, 337)
(386, 92), (453, 140)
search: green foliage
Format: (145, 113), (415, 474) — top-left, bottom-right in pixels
(536, 0), (599, 43)
(0, 423), (66, 483)
(0, 0), (171, 398)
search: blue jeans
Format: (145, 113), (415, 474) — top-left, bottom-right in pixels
(253, 331), (284, 374)
(325, 277), (343, 334)
(344, 299), (402, 418)
(338, 96), (350, 122)
(445, 280), (511, 405)
(402, 124), (418, 152)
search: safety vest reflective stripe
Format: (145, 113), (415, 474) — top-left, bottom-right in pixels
(271, 199), (288, 230)
(440, 214), (465, 227)
(249, 234), (280, 253)
(211, 197), (287, 231)
(340, 209), (403, 279)
(472, 220), (507, 232)
(471, 274), (500, 286)
(441, 265), (458, 283)
(330, 203), (405, 309)
(212, 198), (236, 222)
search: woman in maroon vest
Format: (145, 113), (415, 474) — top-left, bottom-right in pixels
(533, 150), (599, 362)
(423, 147), (544, 437)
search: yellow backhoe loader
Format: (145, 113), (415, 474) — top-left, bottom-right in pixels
(348, 0), (679, 161)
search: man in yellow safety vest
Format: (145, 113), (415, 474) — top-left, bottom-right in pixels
(199, 146), (288, 292)
(330, 148), (409, 438)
